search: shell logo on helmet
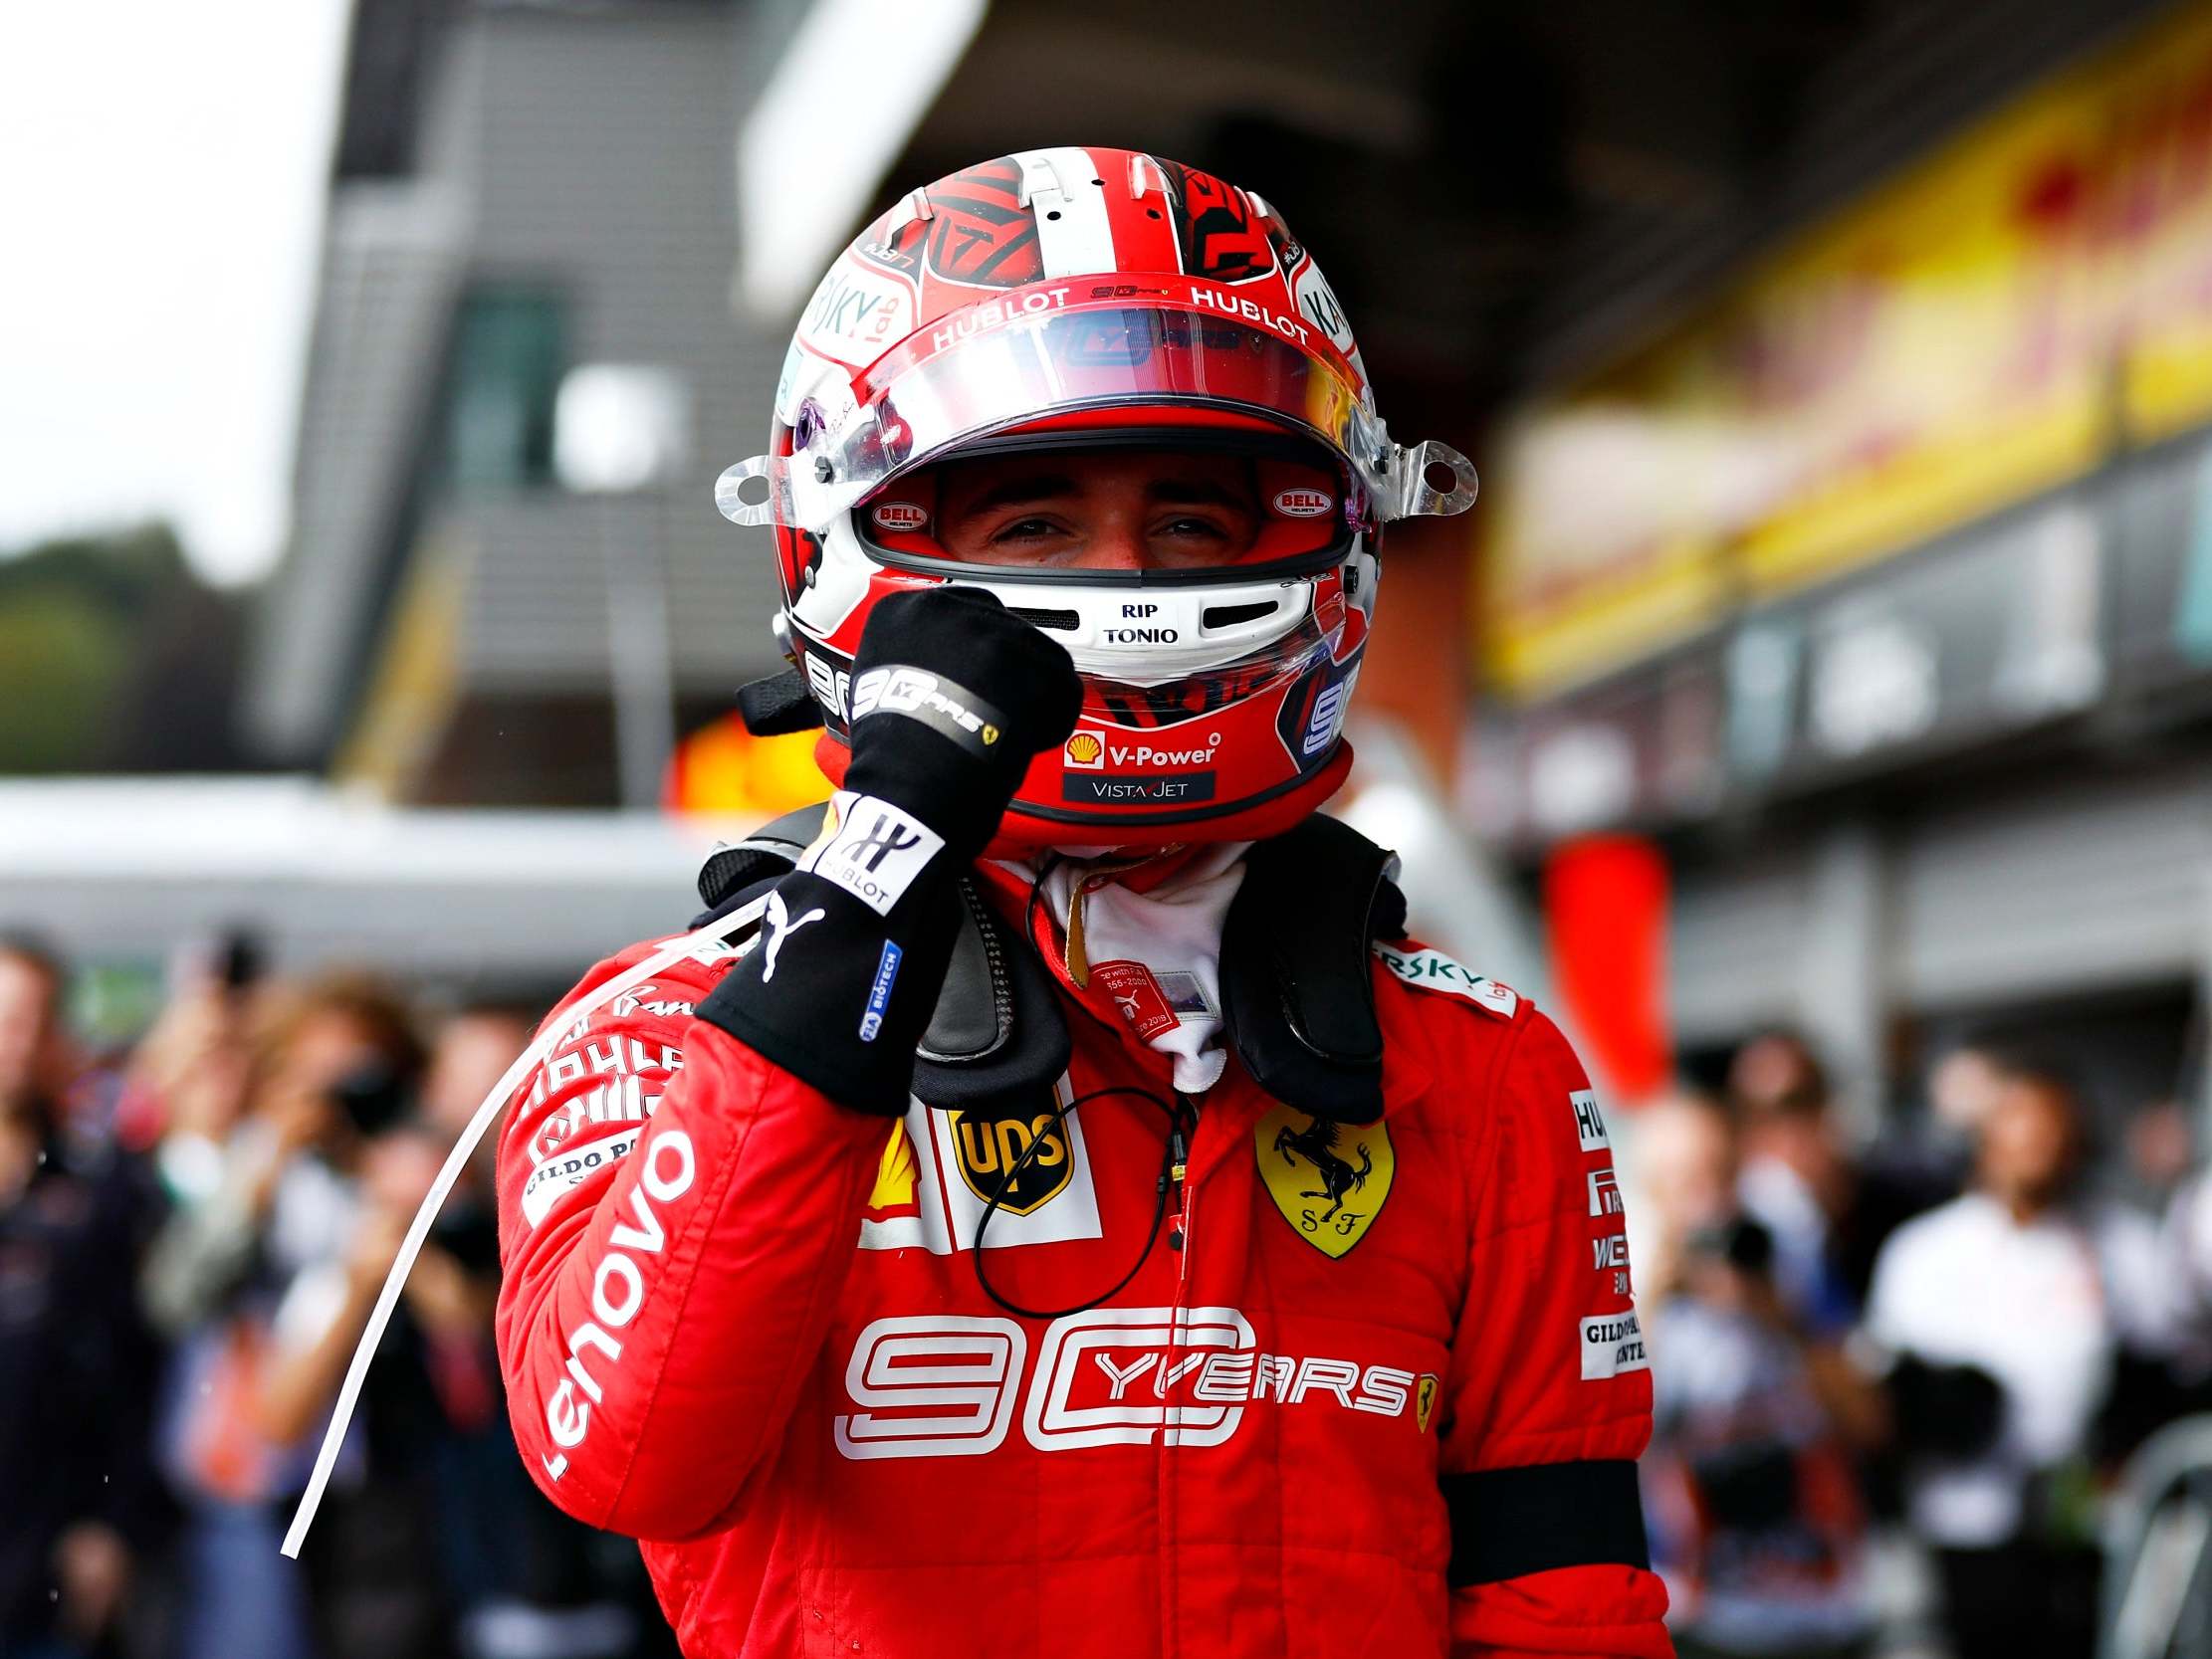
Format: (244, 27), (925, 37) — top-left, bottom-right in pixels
(715, 145), (1478, 852)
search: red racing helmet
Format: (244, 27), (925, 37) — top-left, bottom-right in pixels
(717, 147), (1477, 850)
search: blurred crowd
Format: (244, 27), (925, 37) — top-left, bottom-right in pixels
(0, 933), (675, 1659)
(1634, 1028), (2212, 1659)
(13, 916), (2212, 1659)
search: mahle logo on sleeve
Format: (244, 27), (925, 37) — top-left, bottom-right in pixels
(1255, 1103), (1395, 1258)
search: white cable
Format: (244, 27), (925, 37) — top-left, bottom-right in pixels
(281, 899), (768, 1558)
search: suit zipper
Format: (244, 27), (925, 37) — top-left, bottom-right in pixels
(1167, 1122), (1191, 1260)
(1161, 1094), (1199, 1659)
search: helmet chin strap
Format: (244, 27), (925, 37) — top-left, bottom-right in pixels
(279, 897), (771, 1560)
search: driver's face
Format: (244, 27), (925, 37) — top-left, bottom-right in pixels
(929, 449), (1261, 570)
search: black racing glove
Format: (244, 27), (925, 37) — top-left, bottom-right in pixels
(696, 587), (1080, 1114)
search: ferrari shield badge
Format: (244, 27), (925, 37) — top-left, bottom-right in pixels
(1254, 1103), (1394, 1258)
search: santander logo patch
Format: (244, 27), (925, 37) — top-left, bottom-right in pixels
(1273, 488), (1333, 518)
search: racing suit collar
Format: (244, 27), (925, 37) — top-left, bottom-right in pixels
(982, 845), (1248, 1096)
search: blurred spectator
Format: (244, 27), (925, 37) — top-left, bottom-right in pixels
(1731, 1031), (1952, 1330)
(1639, 1093), (1878, 1659)
(140, 971), (443, 1659)
(1730, 1034), (1861, 1332)
(0, 934), (164, 1659)
(2152, 1121), (2212, 1391)
(1861, 1063), (2173, 1659)
(2122, 1097), (2194, 1213)
(1923, 1041), (2011, 1155)
(1625, 1084), (1739, 1311)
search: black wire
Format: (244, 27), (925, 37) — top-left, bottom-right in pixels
(971, 1084), (1184, 1322)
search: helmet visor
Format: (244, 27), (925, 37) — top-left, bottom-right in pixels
(751, 299), (1474, 532)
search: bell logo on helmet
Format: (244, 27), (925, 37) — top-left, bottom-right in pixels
(871, 501), (929, 532)
(1273, 488), (1333, 518)
(1063, 731), (1105, 770)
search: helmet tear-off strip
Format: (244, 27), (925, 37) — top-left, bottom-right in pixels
(280, 896), (770, 1558)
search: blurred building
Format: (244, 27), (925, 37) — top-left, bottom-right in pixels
(244, 0), (791, 807)
(237, 0), (2212, 1109)
(1464, 0), (2212, 1128)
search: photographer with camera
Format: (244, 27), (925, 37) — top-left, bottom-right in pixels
(1637, 1092), (1878, 1659)
(141, 973), (454, 1659)
(1861, 1062), (2173, 1659)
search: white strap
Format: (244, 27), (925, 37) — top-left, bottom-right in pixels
(281, 899), (768, 1557)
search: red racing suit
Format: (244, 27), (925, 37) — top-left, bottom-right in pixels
(495, 882), (1670, 1657)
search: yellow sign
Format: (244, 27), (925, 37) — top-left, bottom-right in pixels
(1416, 1373), (1439, 1435)
(1485, 1), (2212, 694)
(1254, 1103), (1394, 1258)
(666, 713), (826, 817)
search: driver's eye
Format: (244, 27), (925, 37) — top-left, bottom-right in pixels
(991, 517), (1062, 541)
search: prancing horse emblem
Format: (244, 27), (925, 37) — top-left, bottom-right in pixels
(1275, 1118), (1371, 1220)
(1253, 1103), (1395, 1259)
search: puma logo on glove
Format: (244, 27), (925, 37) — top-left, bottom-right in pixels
(761, 890), (826, 982)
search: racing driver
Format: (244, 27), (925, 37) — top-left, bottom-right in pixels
(491, 149), (1670, 1657)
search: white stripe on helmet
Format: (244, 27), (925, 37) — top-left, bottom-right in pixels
(1017, 147), (1119, 280)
